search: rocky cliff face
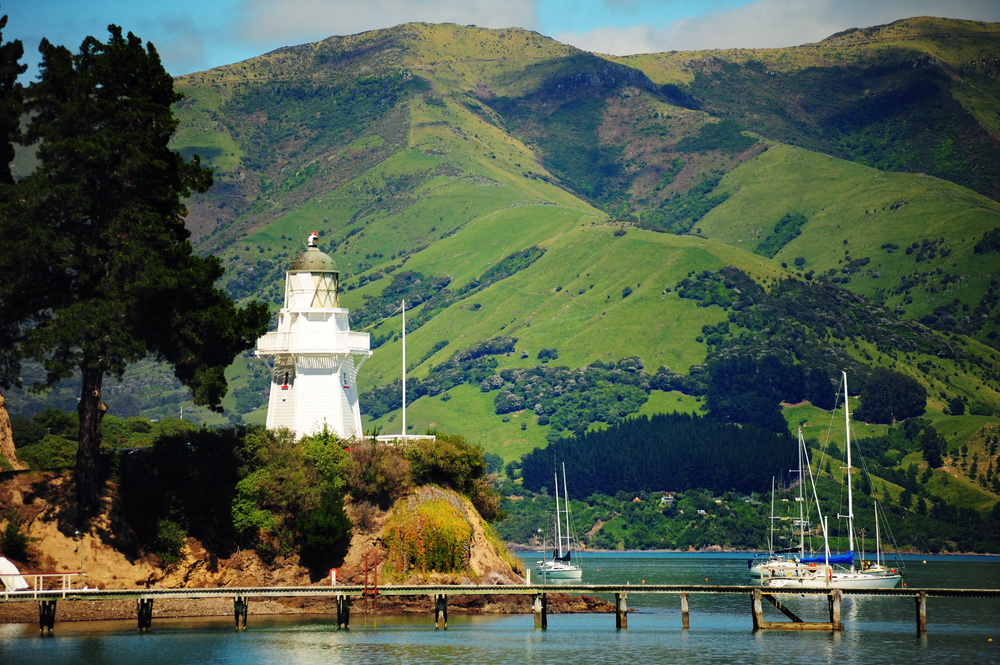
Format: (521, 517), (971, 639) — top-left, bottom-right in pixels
(0, 392), (22, 470)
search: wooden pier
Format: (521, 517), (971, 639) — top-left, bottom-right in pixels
(4, 583), (997, 635)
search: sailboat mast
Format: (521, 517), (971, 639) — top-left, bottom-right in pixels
(798, 428), (805, 558)
(562, 463), (572, 555)
(843, 371), (856, 568)
(875, 501), (881, 568)
(554, 470), (563, 558)
(401, 299), (407, 438)
(769, 477), (775, 555)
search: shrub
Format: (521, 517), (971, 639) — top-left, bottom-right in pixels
(152, 519), (187, 565)
(949, 397), (965, 416)
(0, 509), (32, 561)
(347, 437), (412, 506)
(970, 403), (993, 416)
(232, 426), (353, 554)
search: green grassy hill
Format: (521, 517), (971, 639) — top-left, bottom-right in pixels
(9, 18), (1000, 536)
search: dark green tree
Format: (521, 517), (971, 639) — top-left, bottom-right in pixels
(855, 367), (926, 424)
(921, 425), (945, 469)
(0, 9), (22, 186)
(6, 27), (268, 518)
(949, 396), (965, 416)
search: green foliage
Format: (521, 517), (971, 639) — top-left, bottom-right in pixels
(673, 267), (966, 415)
(674, 47), (1000, 202)
(15, 434), (76, 469)
(921, 425), (945, 468)
(361, 336), (517, 419)
(949, 397), (966, 416)
(974, 228), (1000, 255)
(9, 415), (47, 448)
(346, 435), (412, 506)
(382, 497), (472, 579)
(755, 212), (807, 259)
(522, 412), (796, 497)
(705, 354), (798, 432)
(536, 348), (558, 361)
(119, 427), (245, 559)
(676, 120), (758, 154)
(483, 452), (503, 476)
(856, 367), (927, 424)
(0, 11), (24, 186)
(152, 519), (187, 565)
(234, 426), (351, 554)
(640, 175), (730, 234)
(970, 403), (993, 416)
(0, 508), (31, 561)
(351, 270), (451, 329)
(405, 432), (481, 492)
(5, 26), (269, 515)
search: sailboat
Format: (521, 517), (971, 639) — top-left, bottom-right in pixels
(761, 372), (902, 589)
(536, 463), (583, 580)
(749, 455), (812, 578)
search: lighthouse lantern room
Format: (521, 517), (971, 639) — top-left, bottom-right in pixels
(255, 232), (371, 439)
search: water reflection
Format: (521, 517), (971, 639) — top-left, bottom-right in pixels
(1, 554), (997, 665)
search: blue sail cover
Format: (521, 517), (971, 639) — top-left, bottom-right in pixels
(799, 551), (854, 566)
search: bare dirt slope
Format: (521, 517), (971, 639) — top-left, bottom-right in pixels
(0, 473), (610, 623)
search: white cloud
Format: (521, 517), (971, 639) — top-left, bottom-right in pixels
(555, 0), (1000, 55)
(234, 0), (538, 48)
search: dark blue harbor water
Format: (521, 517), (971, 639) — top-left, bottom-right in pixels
(2, 553), (997, 665)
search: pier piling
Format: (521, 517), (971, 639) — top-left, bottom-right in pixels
(752, 589), (764, 630)
(38, 600), (56, 634)
(916, 592), (927, 635)
(137, 599), (153, 632)
(234, 596), (248, 630)
(336, 594), (350, 629)
(680, 592), (690, 629)
(533, 593), (547, 629)
(615, 593), (627, 630)
(434, 594), (448, 630)
(829, 590), (842, 630)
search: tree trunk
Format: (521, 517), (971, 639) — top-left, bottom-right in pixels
(76, 363), (107, 521)
(0, 389), (21, 470)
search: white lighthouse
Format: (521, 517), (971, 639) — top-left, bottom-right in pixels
(254, 233), (371, 439)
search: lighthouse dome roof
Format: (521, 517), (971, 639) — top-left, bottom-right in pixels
(290, 247), (338, 272)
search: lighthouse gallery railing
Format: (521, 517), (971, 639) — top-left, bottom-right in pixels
(255, 331), (370, 354)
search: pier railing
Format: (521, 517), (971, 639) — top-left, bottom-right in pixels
(4, 582), (998, 634)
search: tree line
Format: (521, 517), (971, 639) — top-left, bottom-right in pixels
(520, 412), (797, 497)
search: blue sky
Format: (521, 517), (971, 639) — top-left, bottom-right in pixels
(4, 0), (999, 81)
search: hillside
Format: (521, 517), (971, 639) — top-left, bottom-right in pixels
(7, 18), (1000, 531)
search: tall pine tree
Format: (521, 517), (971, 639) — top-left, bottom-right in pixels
(5, 27), (269, 519)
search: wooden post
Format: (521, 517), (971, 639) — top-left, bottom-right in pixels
(38, 600), (57, 634)
(533, 593), (547, 629)
(234, 596), (248, 631)
(680, 592), (690, 629)
(336, 595), (350, 629)
(915, 591), (927, 635)
(435, 594), (448, 630)
(751, 588), (764, 631)
(137, 598), (153, 632)
(615, 592), (628, 630)
(828, 590), (843, 631)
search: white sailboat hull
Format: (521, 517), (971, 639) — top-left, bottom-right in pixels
(762, 564), (901, 589)
(535, 561), (583, 580)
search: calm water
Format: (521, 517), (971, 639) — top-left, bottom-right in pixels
(2, 553), (998, 665)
